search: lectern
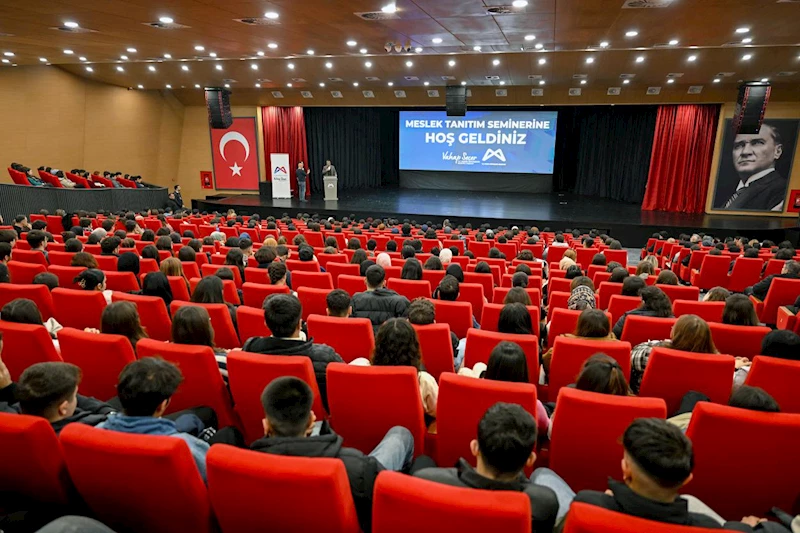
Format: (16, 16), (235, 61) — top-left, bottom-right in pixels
(323, 176), (338, 201)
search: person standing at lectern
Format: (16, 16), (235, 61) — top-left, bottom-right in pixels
(721, 123), (788, 211)
(323, 160), (337, 178)
(296, 162), (309, 202)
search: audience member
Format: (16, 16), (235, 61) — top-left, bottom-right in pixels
(99, 301), (148, 352)
(401, 258), (423, 280)
(73, 269), (112, 304)
(722, 294), (759, 327)
(351, 265), (409, 332)
(326, 289), (351, 318)
(703, 286), (731, 302)
(172, 305), (229, 381)
(745, 260), (800, 301)
(141, 272), (173, 307)
(612, 286), (673, 339)
(32, 272), (59, 291)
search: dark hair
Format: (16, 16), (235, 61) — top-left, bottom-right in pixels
(177, 246), (196, 262)
(622, 418), (694, 490)
(722, 294), (759, 327)
(729, 385), (780, 413)
(575, 354), (631, 395)
(142, 272), (173, 306)
(365, 265), (386, 289)
(26, 230), (47, 250)
(266, 261), (287, 285)
(435, 274), (460, 301)
(498, 303), (532, 335)
(565, 265), (583, 280)
(424, 256), (443, 271)
(640, 287), (673, 317)
(141, 245), (160, 265)
(621, 276), (645, 297)
(656, 270), (679, 285)
(474, 261), (491, 275)
(504, 287), (532, 306)
(485, 342), (529, 383)
(172, 305), (215, 348)
(407, 298), (435, 325)
(32, 272), (59, 291)
(512, 272), (529, 288)
(74, 269), (105, 291)
(445, 264), (464, 283)
(155, 236), (173, 252)
(372, 318), (421, 370)
(350, 249), (368, 266)
(141, 229), (155, 242)
(117, 358), (183, 417)
(591, 253), (607, 266)
(102, 301), (148, 350)
(255, 246), (277, 266)
(1, 298), (44, 325)
(261, 376), (314, 438)
(17, 362), (81, 418)
(191, 276), (225, 304)
(326, 289), (351, 317)
(264, 294), (302, 338)
(117, 252), (140, 276)
(760, 330), (800, 361)
(574, 309), (610, 338)
(609, 267), (629, 284)
(477, 403), (537, 476)
(570, 276), (594, 292)
(399, 258), (423, 281)
(64, 238), (83, 253)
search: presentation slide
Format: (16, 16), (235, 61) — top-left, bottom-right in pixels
(399, 110), (558, 174)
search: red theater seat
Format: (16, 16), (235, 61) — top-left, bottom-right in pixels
(58, 328), (136, 401)
(620, 315), (677, 347)
(691, 255), (731, 290)
(8, 260), (47, 284)
(296, 286), (331, 321)
(562, 502), (724, 533)
(708, 322), (771, 358)
(286, 259), (321, 273)
(463, 329), (539, 383)
(236, 305), (271, 343)
(307, 315), (375, 363)
(607, 295), (641, 325)
(548, 337), (632, 398)
(672, 300), (725, 323)
(750, 277), (800, 325)
(242, 281), (290, 308)
(0, 283), (55, 319)
(656, 283), (700, 303)
(112, 292), (172, 342)
(727, 257), (765, 293)
(52, 288), (107, 330)
(386, 278), (432, 300)
(745, 356), (800, 414)
(456, 282), (486, 320)
(0, 321), (61, 380)
(201, 263), (242, 287)
(10, 249), (48, 267)
(169, 301), (240, 349)
(432, 299), (473, 339)
(411, 323), (454, 383)
(326, 262), (360, 286)
(102, 271), (140, 292)
(48, 265), (85, 290)
(292, 271), (334, 290)
(548, 308), (613, 347)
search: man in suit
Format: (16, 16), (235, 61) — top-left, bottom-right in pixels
(744, 259), (800, 301)
(722, 123), (788, 211)
(174, 185), (184, 208)
(322, 159), (337, 178)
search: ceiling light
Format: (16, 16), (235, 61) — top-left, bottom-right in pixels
(524, 35), (535, 41)
(499, 80), (506, 85)
(181, 65), (189, 71)
(215, 65), (223, 71)
(669, 39), (679, 45)
(194, 45), (204, 51)
(360, 48), (368, 54)
(137, 84), (144, 89)
(432, 38), (443, 44)
(625, 30), (638, 37)
(761, 78), (769, 82)
(735, 27), (750, 34)
(64, 49), (74, 55)
(424, 81), (430, 86)
(264, 11), (279, 19)
(538, 58), (546, 65)
(287, 62), (295, 69)
(287, 83), (293, 87)
(0, 59), (8, 64)
(148, 65), (156, 72)
(209, 52), (217, 57)
(406, 60), (413, 67)
(126, 47), (137, 53)
(116, 66), (124, 72)
(255, 83), (261, 88)
(742, 37), (752, 44)
(382, 3), (397, 13)
(85, 66), (93, 72)
(688, 55), (697, 62)
(473, 45), (482, 51)
(307, 49), (315, 55)
(599, 41), (609, 48)
(492, 58), (500, 66)
(319, 82), (325, 87)
(539, 80), (545, 85)
(388, 81), (394, 86)
(64, 21), (79, 28)
(415, 47), (423, 53)
(163, 53), (172, 59)
(665, 79), (675, 85)
(194, 84), (201, 88)
(251, 63), (258, 70)
(534, 43), (543, 50)
(159, 16), (174, 24)
(742, 54), (752, 60)
(365, 61), (372, 67)
(39, 57), (47, 62)
(79, 56), (87, 61)
(166, 84), (172, 89)
(448, 60), (456, 66)
(256, 51), (265, 56)
(586, 57), (594, 64)
(623, 79), (630, 85)
(3, 52), (13, 57)
(512, 0), (528, 6)
(347, 40), (357, 47)
(353, 82), (359, 87)
(580, 79), (587, 85)
(120, 55), (128, 60)
(713, 78), (721, 83)
(461, 81), (467, 85)
(268, 43), (278, 49)
(325, 62), (333, 68)
(635, 56), (645, 63)
(224, 83), (230, 88)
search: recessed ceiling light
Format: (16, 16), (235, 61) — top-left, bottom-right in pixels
(319, 82), (325, 87)
(742, 54), (752, 60)
(224, 83), (230, 88)
(163, 53), (172, 59)
(534, 43), (543, 50)
(499, 80), (506, 85)
(64, 21), (79, 28)
(194, 45), (204, 51)
(325, 62), (333, 68)
(415, 47), (423, 53)
(448, 59), (456, 66)
(251, 63), (258, 70)
(255, 83), (261, 88)
(406, 60), (413, 67)
(524, 35), (535, 41)
(159, 16), (173, 24)
(625, 30), (638, 37)
(635, 56), (645, 63)
(667, 78), (675, 84)
(39, 57), (47, 62)
(116, 66), (124, 72)
(580, 79), (587, 85)
(79, 56), (87, 61)
(688, 55), (697, 62)
(137, 84), (144, 89)
(287, 62), (295, 69)
(586, 57), (594, 64)
(64, 49), (74, 55)
(432, 38), (443, 44)
(492, 58), (500, 66)
(599, 41), (609, 48)
(461, 81), (467, 85)
(256, 51), (265, 56)
(669, 39), (679, 46)
(353, 82), (359, 87)
(85, 66), (93, 72)
(148, 65), (156, 72)
(1, 59), (8, 64)
(473, 46), (482, 51)
(268, 43), (278, 49)
(347, 40), (357, 47)
(538, 58), (546, 65)
(623, 79), (630, 84)
(742, 37), (752, 44)
(120, 55), (128, 60)
(264, 11), (279, 19)
(761, 78), (769, 82)
(512, 0), (528, 6)
(307, 49), (315, 55)
(713, 78), (721, 83)
(360, 48), (368, 54)
(424, 81), (430, 86)
(165, 84), (172, 89)
(3, 52), (13, 57)
(209, 52), (217, 58)
(388, 81), (394, 86)
(539, 80), (545, 85)
(365, 61), (372, 67)
(181, 65), (189, 71)
(287, 83), (293, 87)
(382, 3), (397, 13)
(215, 65), (223, 71)
(735, 27), (750, 34)
(194, 84), (201, 88)
(126, 47), (137, 53)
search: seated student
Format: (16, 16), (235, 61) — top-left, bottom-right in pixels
(26, 229), (49, 260)
(97, 358), (213, 481)
(415, 403), (558, 533)
(703, 286), (730, 302)
(224, 248), (247, 282)
(141, 271), (173, 308)
(326, 289), (351, 318)
(117, 252), (140, 277)
(668, 385), (780, 432)
(504, 287), (532, 306)
(0, 359), (112, 437)
(96, 301), (148, 353)
(533, 418), (765, 531)
(252, 377), (413, 533)
(542, 309), (617, 380)
(407, 297), (461, 368)
(656, 270), (679, 285)
(722, 294), (759, 327)
(172, 305), (230, 382)
(1, 298), (63, 345)
(0, 242), (11, 265)
(351, 265), (410, 332)
(191, 275), (238, 329)
(177, 246), (196, 263)
(567, 277), (596, 311)
(612, 286), (673, 339)
(434, 274), (480, 329)
(745, 260), (800, 301)
(73, 269), (113, 304)
(268, 261), (294, 293)
(243, 294), (344, 411)
(33, 272), (59, 291)
(558, 249), (578, 271)
(100, 236), (121, 257)
(0, 263), (7, 284)
(759, 329), (800, 361)
(401, 258), (423, 280)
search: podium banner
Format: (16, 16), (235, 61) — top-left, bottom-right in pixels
(270, 153), (291, 199)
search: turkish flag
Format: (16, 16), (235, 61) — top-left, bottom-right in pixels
(210, 117), (260, 190)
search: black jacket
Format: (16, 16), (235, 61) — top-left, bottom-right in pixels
(745, 272), (800, 302)
(612, 308), (674, 339)
(241, 336), (344, 412)
(174, 191), (184, 208)
(250, 421), (381, 532)
(166, 198), (182, 212)
(415, 459), (559, 533)
(558, 479), (756, 532)
(351, 288), (410, 332)
(722, 170), (787, 211)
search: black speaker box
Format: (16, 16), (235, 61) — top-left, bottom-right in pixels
(446, 86), (467, 117)
(733, 82), (771, 135)
(205, 87), (233, 129)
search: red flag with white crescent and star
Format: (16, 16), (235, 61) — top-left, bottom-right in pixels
(210, 117), (260, 190)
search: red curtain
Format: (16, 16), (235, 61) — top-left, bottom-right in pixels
(641, 104), (720, 213)
(262, 106), (309, 198)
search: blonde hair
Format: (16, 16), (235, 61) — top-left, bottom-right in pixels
(160, 257), (185, 278)
(263, 237), (278, 247)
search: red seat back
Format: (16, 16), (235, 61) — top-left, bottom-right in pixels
(296, 286), (332, 321)
(745, 356), (800, 414)
(102, 271), (139, 293)
(597, 282), (623, 310)
(94, 255), (117, 271)
(200, 264), (242, 287)
(467, 241), (490, 257)
(620, 315), (677, 346)
(576, 248), (599, 270)
(639, 347), (734, 414)
(549, 337), (632, 398)
(52, 288), (107, 330)
(727, 257), (765, 293)
(60, 424), (213, 533)
(169, 301), (240, 349)
(8, 167), (31, 185)
(307, 315), (374, 363)
(181, 261), (202, 280)
(242, 282), (290, 308)
(463, 329), (539, 383)
(11, 249), (49, 267)
(227, 352), (326, 444)
(8, 260), (47, 284)
(386, 278), (432, 300)
(47, 251), (75, 267)
(756, 277), (800, 325)
(672, 300), (724, 323)
(562, 502), (724, 533)
(548, 308), (613, 347)
(421, 269), (446, 288)
(168, 276), (192, 301)
(691, 254), (732, 290)
(479, 303), (540, 338)
(436, 373), (538, 468)
(708, 322), (771, 358)
(136, 338), (237, 427)
(326, 262), (360, 287)
(286, 259), (321, 273)
(243, 267), (269, 285)
(338, 274), (367, 296)
(656, 283), (700, 303)
(58, 328), (136, 400)
(492, 286), (540, 305)
(432, 299), (473, 339)
(236, 305), (271, 343)
(548, 290), (571, 311)
(607, 295), (641, 325)
(462, 272), (493, 300)
(685, 403), (800, 519)
(549, 388), (666, 492)
(292, 271), (334, 290)
(0, 283), (55, 319)
(456, 282), (486, 321)
(326, 365), (425, 457)
(48, 265), (86, 290)
(410, 323), (454, 383)
(112, 292), (172, 342)
(602, 249), (628, 267)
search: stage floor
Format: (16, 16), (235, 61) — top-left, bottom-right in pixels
(195, 188), (798, 247)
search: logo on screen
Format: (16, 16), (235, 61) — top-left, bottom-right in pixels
(482, 148), (506, 162)
(273, 166), (287, 174)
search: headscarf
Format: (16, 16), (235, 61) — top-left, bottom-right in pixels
(376, 253), (392, 268)
(568, 285), (596, 311)
(117, 252), (140, 276)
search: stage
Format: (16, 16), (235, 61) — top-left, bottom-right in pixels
(194, 188), (799, 247)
